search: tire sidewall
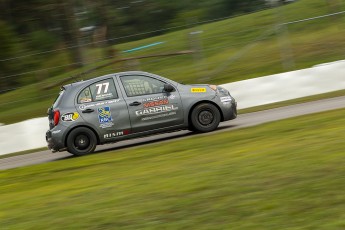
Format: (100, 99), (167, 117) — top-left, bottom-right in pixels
(191, 103), (220, 133)
(67, 127), (97, 156)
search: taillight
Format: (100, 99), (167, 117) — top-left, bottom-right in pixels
(53, 110), (60, 126)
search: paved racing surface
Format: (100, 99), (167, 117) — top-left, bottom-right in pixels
(1, 96), (345, 170)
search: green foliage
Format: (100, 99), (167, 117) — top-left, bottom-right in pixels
(28, 30), (58, 52)
(1, 0), (345, 124)
(0, 0), (268, 92)
(0, 21), (23, 91)
(204, 0), (267, 19)
(1, 108), (345, 229)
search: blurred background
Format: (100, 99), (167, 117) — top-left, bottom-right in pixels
(0, 0), (345, 124)
(1, 2), (345, 228)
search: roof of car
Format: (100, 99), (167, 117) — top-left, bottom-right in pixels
(63, 71), (168, 89)
(63, 71), (155, 89)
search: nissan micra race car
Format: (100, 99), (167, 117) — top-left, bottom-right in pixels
(46, 71), (237, 156)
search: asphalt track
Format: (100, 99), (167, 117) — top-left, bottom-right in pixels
(1, 96), (345, 170)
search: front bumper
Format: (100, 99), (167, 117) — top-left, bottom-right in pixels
(219, 97), (237, 121)
(229, 100), (237, 120)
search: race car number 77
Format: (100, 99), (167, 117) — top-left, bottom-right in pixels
(96, 82), (109, 95)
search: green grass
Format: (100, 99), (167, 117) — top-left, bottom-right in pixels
(0, 147), (48, 160)
(1, 108), (345, 229)
(1, 0), (345, 124)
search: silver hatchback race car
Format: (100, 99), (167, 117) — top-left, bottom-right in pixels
(46, 71), (237, 156)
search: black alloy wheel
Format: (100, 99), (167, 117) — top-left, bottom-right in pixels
(190, 103), (221, 133)
(67, 127), (97, 156)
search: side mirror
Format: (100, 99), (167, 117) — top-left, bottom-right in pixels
(163, 84), (174, 93)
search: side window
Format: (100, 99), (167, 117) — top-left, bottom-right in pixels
(120, 75), (166, 97)
(78, 79), (118, 103)
(78, 87), (92, 103)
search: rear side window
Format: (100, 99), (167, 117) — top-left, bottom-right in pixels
(78, 79), (118, 103)
(78, 87), (92, 103)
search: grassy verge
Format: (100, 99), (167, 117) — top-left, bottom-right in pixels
(1, 0), (345, 124)
(1, 108), (344, 229)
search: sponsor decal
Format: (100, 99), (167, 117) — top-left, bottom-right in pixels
(52, 130), (61, 134)
(135, 105), (178, 117)
(143, 99), (169, 108)
(220, 96), (232, 103)
(80, 98), (92, 103)
(98, 106), (114, 128)
(61, 112), (79, 122)
(142, 96), (167, 102)
(191, 88), (206, 93)
(95, 82), (114, 100)
(142, 95), (176, 104)
(104, 130), (130, 139)
(96, 93), (113, 100)
(141, 112), (177, 121)
(79, 99), (120, 110)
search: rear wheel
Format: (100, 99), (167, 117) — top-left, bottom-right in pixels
(66, 127), (97, 156)
(190, 103), (221, 133)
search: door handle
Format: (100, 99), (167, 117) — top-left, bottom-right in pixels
(129, 101), (141, 106)
(82, 108), (94, 113)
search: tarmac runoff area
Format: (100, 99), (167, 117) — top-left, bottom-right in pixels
(1, 95), (344, 170)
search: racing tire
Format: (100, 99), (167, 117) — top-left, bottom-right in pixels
(66, 127), (97, 156)
(190, 103), (221, 133)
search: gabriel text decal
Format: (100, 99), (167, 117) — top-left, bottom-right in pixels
(135, 105), (178, 116)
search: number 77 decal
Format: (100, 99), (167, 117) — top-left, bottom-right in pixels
(96, 82), (109, 95)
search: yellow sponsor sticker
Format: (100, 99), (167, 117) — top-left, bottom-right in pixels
(72, 112), (79, 120)
(191, 88), (206, 93)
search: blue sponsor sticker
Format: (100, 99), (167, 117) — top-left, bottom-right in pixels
(98, 106), (113, 124)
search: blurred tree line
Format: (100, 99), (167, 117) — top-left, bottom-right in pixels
(0, 0), (266, 92)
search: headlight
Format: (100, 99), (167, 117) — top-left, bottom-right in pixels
(216, 86), (229, 95)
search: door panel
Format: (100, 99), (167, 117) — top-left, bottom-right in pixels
(75, 78), (131, 142)
(119, 74), (184, 133)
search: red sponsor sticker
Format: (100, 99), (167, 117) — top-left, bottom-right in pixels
(143, 99), (169, 108)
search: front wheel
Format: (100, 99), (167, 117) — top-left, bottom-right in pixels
(190, 103), (221, 133)
(66, 127), (97, 156)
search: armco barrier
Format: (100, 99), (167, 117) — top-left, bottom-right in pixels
(0, 117), (48, 155)
(221, 60), (345, 109)
(1, 60), (345, 155)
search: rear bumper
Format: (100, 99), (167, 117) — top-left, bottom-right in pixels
(46, 129), (65, 152)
